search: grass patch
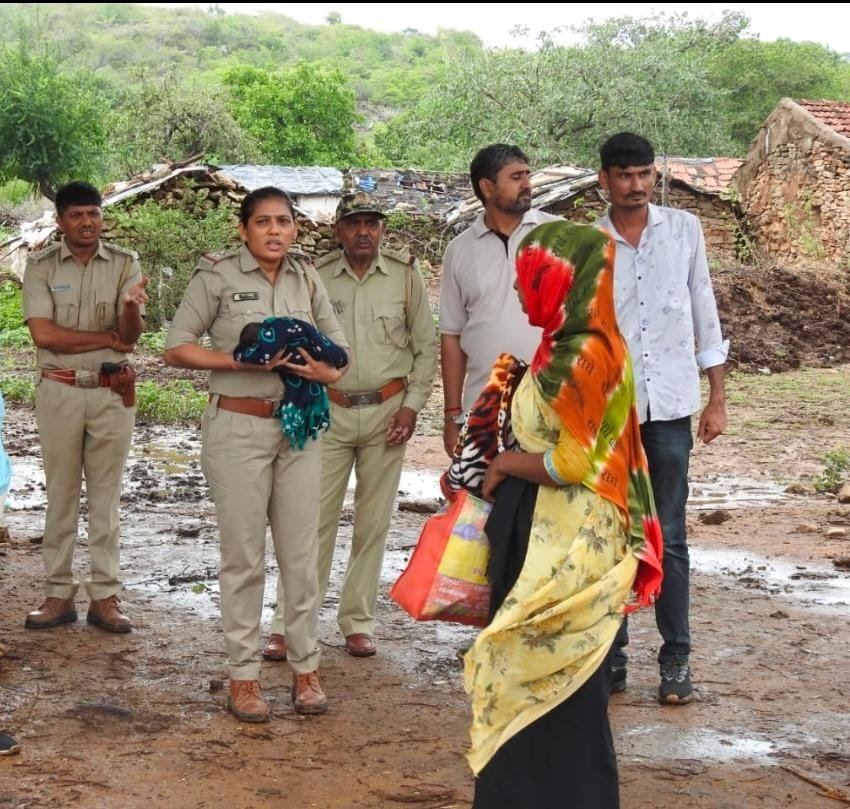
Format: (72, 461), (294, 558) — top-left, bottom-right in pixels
(0, 374), (35, 404)
(0, 327), (32, 349)
(136, 380), (207, 423)
(137, 329), (167, 353)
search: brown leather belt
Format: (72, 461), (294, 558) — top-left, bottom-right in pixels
(328, 377), (406, 408)
(212, 394), (279, 418)
(42, 369), (112, 389)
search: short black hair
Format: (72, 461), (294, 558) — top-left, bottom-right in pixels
(240, 186), (295, 224)
(470, 144), (529, 203)
(599, 132), (655, 170)
(236, 321), (262, 353)
(55, 182), (102, 216)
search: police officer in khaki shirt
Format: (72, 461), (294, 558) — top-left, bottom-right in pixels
(263, 192), (437, 661)
(22, 182), (148, 635)
(164, 187), (348, 723)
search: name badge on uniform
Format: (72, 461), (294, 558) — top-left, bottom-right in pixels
(49, 284), (72, 292)
(232, 292), (259, 301)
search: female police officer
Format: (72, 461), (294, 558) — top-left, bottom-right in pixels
(165, 187), (348, 722)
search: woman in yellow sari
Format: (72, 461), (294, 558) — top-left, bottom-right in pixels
(467, 221), (663, 808)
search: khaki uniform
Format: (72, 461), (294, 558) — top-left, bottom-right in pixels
(271, 248), (437, 638)
(22, 239), (142, 601)
(165, 245), (347, 680)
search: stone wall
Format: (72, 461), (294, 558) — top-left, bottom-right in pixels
(739, 140), (850, 268)
(100, 171), (449, 266)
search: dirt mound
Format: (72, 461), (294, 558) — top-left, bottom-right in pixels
(713, 263), (850, 372)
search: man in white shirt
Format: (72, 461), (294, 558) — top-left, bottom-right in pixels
(439, 144), (559, 454)
(596, 132), (729, 705)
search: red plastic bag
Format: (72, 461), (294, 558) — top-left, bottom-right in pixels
(390, 489), (492, 627)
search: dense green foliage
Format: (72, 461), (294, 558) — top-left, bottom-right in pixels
(0, 4), (847, 183)
(377, 13), (850, 168)
(0, 280), (23, 333)
(222, 63), (359, 165)
(104, 196), (238, 329)
(0, 30), (107, 198)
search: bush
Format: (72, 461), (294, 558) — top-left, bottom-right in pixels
(0, 326), (32, 348)
(0, 278), (24, 332)
(105, 196), (237, 330)
(0, 179), (31, 205)
(813, 447), (850, 494)
(0, 374), (35, 404)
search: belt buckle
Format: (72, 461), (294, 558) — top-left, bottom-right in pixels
(75, 371), (99, 389)
(349, 391), (377, 408)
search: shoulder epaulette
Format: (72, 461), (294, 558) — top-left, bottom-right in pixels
(195, 248), (238, 272)
(288, 247), (312, 262)
(27, 243), (61, 263)
(314, 248), (342, 269)
(381, 246), (414, 266)
(102, 242), (138, 259)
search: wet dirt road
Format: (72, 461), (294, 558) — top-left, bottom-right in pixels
(1, 404), (849, 809)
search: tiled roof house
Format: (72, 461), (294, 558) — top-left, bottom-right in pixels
(734, 98), (850, 268)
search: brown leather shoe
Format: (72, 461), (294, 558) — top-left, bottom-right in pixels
(292, 671), (328, 715)
(345, 633), (376, 657)
(261, 633), (287, 661)
(25, 597), (77, 629)
(86, 595), (132, 633)
(228, 679), (270, 723)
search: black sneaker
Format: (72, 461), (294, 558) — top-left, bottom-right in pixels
(0, 733), (21, 756)
(610, 661), (627, 694)
(659, 657), (693, 704)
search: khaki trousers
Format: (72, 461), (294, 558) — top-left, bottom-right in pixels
(35, 378), (134, 601)
(202, 400), (322, 680)
(271, 392), (406, 638)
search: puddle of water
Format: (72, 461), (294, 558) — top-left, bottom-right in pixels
(620, 725), (786, 764)
(689, 476), (788, 510)
(5, 457), (44, 509)
(692, 546), (850, 612)
(395, 471), (792, 512)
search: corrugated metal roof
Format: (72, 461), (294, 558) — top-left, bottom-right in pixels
(218, 165), (343, 194)
(798, 99), (850, 139)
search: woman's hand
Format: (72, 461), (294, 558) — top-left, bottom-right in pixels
(280, 347), (345, 384)
(482, 453), (509, 502)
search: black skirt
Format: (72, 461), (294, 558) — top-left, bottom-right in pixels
(473, 477), (620, 809)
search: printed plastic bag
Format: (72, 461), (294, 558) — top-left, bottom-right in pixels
(390, 489), (492, 627)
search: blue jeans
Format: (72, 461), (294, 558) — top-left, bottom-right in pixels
(615, 416), (693, 665)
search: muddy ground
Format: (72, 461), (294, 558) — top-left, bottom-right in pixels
(2, 263), (850, 809)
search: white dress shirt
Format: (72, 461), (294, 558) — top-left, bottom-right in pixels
(597, 204), (729, 424)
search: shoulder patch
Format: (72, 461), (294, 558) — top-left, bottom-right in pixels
(314, 248), (342, 269)
(102, 242), (138, 259)
(28, 242), (61, 263)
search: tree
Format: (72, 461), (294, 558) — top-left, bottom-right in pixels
(0, 37), (107, 199)
(222, 62), (360, 165)
(708, 38), (850, 149)
(109, 73), (261, 176)
(376, 13), (748, 170)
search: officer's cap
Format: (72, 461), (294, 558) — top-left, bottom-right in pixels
(335, 192), (386, 224)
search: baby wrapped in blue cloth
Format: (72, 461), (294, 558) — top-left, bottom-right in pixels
(234, 317), (348, 450)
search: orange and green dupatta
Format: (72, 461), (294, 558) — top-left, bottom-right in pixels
(515, 220), (663, 610)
